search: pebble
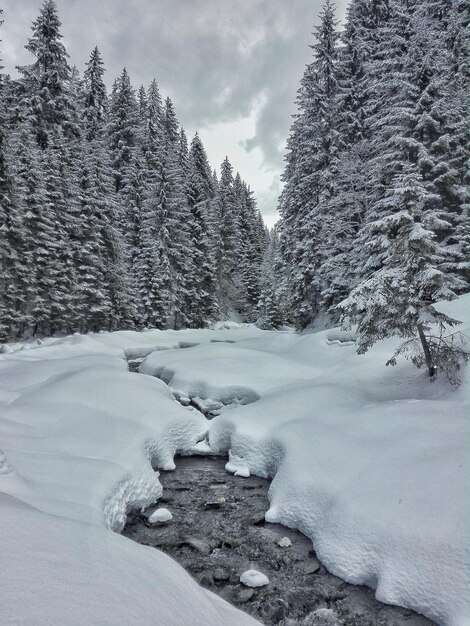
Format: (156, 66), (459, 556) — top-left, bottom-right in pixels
(278, 536), (292, 548)
(240, 569), (270, 588)
(213, 567), (230, 582)
(204, 497), (226, 509)
(183, 537), (215, 555)
(236, 588), (255, 603)
(147, 508), (172, 524)
(303, 559), (321, 574)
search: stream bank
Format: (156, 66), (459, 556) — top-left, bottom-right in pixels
(123, 455), (433, 626)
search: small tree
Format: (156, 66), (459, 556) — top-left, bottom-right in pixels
(339, 173), (469, 381)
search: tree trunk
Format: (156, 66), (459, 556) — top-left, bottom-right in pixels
(417, 323), (436, 378)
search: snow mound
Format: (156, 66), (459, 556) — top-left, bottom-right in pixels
(0, 449), (13, 475)
(139, 340), (319, 406)
(207, 296), (470, 625)
(240, 569), (270, 587)
(226, 451), (251, 477)
(0, 334), (260, 625)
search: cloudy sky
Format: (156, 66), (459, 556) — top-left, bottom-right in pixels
(2, 0), (348, 227)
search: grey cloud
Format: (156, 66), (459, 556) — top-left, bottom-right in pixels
(1, 0), (349, 213)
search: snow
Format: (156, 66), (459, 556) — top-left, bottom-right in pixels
(240, 570), (270, 587)
(1, 298), (469, 625)
(148, 508), (173, 523)
(0, 333), (259, 626)
(143, 295), (469, 625)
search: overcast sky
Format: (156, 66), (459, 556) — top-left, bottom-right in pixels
(2, 0), (348, 227)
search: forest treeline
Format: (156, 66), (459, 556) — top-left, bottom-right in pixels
(0, 0), (469, 379)
(0, 1), (268, 340)
(274, 0), (469, 376)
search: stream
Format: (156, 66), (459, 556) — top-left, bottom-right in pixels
(124, 357), (434, 626)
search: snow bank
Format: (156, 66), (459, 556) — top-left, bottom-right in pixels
(0, 335), (259, 625)
(139, 339), (318, 405)
(2, 301), (469, 625)
(138, 296), (470, 625)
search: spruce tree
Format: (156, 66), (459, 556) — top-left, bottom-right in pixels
(186, 133), (219, 326)
(83, 47), (108, 141)
(217, 157), (239, 315)
(17, 0), (80, 149)
(279, 0), (340, 327)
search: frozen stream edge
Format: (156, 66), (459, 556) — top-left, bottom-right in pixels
(124, 357), (435, 626)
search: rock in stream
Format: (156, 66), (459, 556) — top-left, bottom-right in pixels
(122, 455), (434, 626)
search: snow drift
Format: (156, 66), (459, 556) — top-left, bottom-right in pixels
(1, 300), (469, 625)
(0, 330), (261, 626)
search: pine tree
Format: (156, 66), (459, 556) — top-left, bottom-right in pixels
(17, 0), (80, 149)
(279, 0), (340, 327)
(186, 133), (219, 326)
(339, 171), (466, 379)
(83, 47), (108, 141)
(40, 135), (76, 334)
(0, 8), (15, 339)
(160, 98), (193, 329)
(107, 68), (139, 193)
(257, 228), (286, 329)
(217, 157), (239, 315)
(6, 122), (49, 336)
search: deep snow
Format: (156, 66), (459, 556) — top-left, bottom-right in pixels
(1, 300), (469, 625)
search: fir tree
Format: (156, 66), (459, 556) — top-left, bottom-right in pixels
(339, 171), (467, 379)
(186, 133), (219, 326)
(83, 46), (108, 141)
(17, 0), (80, 148)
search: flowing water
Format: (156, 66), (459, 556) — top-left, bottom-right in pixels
(123, 454), (434, 626)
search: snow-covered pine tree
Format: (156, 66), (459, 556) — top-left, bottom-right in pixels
(217, 157), (239, 316)
(82, 49), (136, 329)
(408, 0), (470, 290)
(0, 9), (16, 340)
(142, 79), (164, 172)
(185, 133), (219, 326)
(16, 0), (80, 149)
(107, 68), (139, 194)
(83, 47), (108, 141)
(34, 135), (75, 335)
(318, 0), (385, 315)
(134, 170), (163, 327)
(5, 122), (50, 336)
(339, 171), (467, 380)
(234, 176), (265, 319)
(257, 227), (286, 329)
(141, 158), (173, 327)
(160, 97), (193, 329)
(279, 0), (340, 328)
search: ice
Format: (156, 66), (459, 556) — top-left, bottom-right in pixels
(240, 569), (270, 587)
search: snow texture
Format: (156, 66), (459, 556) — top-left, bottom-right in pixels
(145, 296), (470, 626)
(0, 328), (262, 626)
(1, 300), (469, 625)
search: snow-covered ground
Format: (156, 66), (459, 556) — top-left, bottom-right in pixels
(1, 300), (469, 625)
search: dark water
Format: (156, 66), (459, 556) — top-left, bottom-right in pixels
(123, 455), (434, 626)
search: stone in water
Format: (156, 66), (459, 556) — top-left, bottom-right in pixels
(278, 536), (292, 548)
(148, 508), (172, 524)
(240, 569), (269, 588)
